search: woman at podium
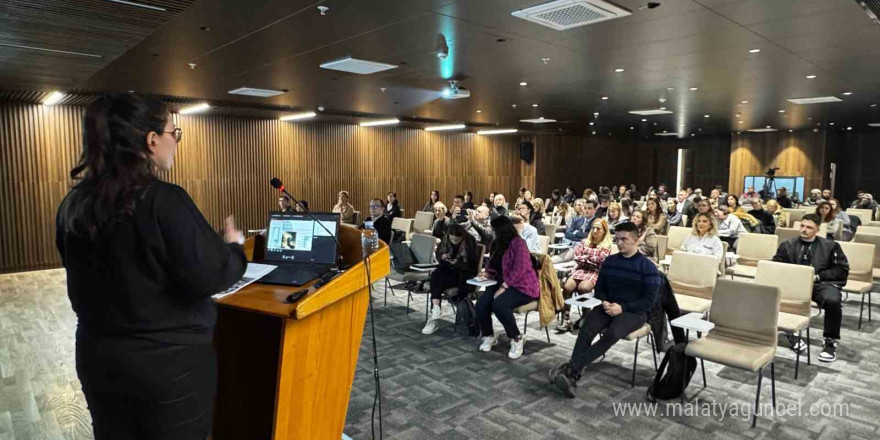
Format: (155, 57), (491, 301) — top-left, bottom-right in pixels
(55, 94), (247, 439)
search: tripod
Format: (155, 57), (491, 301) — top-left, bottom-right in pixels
(762, 176), (777, 199)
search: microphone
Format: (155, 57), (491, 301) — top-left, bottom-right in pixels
(270, 177), (347, 269)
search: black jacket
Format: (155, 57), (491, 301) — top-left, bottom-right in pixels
(750, 208), (776, 234)
(362, 215), (392, 244)
(56, 181), (247, 345)
(772, 237), (849, 287)
(385, 201), (402, 220)
(777, 195), (793, 209)
(490, 206), (507, 220)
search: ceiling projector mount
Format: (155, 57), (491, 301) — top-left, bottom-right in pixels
(442, 80), (470, 99)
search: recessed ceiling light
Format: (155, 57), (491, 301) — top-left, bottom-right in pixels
(766, 125), (772, 128)
(788, 96), (843, 104)
(630, 126), (634, 130)
(42, 91), (65, 106)
(594, 112), (599, 116)
(659, 107), (667, 110)
(320, 57), (399, 74)
(476, 110), (482, 113)
(589, 122), (594, 126)
(691, 133), (695, 137)
(847, 126), (853, 131)
(629, 109), (673, 115)
(788, 129), (793, 132)
(843, 92), (853, 96)
(704, 114), (710, 118)
(748, 127), (778, 132)
(425, 124), (466, 132)
(520, 118), (556, 123)
(179, 103), (210, 115)
(641, 118), (647, 122)
(654, 132), (680, 136)
(829, 122), (835, 126)
(871, 104), (877, 107)
(778, 110), (785, 113)
(519, 82), (528, 86)
(228, 87), (286, 97)
(741, 100), (748, 104)
(806, 75), (817, 79)
(615, 68), (625, 73)
(739, 120), (743, 124)
(360, 118), (400, 127)
(279, 111), (317, 121)
(868, 122), (880, 127)
(601, 96), (609, 100)
(667, 87), (674, 91)
(689, 87), (698, 91)
(477, 128), (518, 135)
(532, 103), (538, 107)
(749, 49), (761, 53)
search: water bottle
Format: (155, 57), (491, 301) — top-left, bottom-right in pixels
(362, 220), (379, 258)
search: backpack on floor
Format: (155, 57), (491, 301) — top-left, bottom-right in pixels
(454, 296), (480, 338)
(389, 242), (416, 272)
(646, 342), (697, 401)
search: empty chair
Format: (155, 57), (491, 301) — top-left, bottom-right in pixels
(847, 209), (874, 224)
(667, 251), (719, 314)
(538, 235), (551, 254)
(727, 234), (778, 279)
(786, 208), (807, 225)
(413, 211), (435, 233)
(544, 223), (558, 243)
(352, 211), (361, 226)
(685, 279), (780, 427)
(386, 233), (437, 315)
(837, 241), (876, 329)
(656, 235), (669, 260)
(775, 227), (800, 243)
(857, 225), (880, 236)
(666, 226), (692, 255)
(754, 260), (815, 379)
(853, 232), (880, 282)
(390, 217), (414, 240)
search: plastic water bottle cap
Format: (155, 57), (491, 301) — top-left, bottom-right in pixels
(364, 220), (374, 229)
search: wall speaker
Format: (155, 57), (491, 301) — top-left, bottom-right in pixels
(520, 141), (534, 164)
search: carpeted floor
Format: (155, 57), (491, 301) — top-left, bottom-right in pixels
(0, 269), (878, 439)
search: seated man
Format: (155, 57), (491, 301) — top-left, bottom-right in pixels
(360, 198), (392, 244)
(564, 199), (597, 242)
(549, 222), (660, 397)
(773, 214), (849, 362)
(776, 187), (794, 208)
(464, 205), (494, 247)
(749, 199), (776, 234)
(715, 205), (746, 250)
(511, 214), (541, 253)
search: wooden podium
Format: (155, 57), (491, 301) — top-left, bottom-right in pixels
(212, 225), (389, 440)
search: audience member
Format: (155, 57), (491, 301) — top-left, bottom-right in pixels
(422, 224), (480, 335)
(645, 198), (667, 236)
(519, 187), (527, 201)
(656, 184), (670, 202)
(511, 214), (541, 253)
(773, 214), (849, 362)
(462, 191), (475, 211)
(821, 188), (832, 201)
(332, 190), (356, 224)
(605, 202), (627, 231)
(630, 210), (657, 260)
(804, 188), (824, 206)
(421, 189), (441, 212)
(748, 199), (776, 234)
(480, 197), (492, 208)
(740, 185), (760, 209)
(549, 221), (660, 397)
(563, 186), (577, 204)
(547, 189), (562, 214)
(450, 194), (467, 223)
(431, 202), (452, 239)
(465, 205), (495, 247)
(532, 198), (547, 222)
(524, 190), (533, 203)
(776, 187), (794, 208)
(385, 192), (402, 220)
(551, 202), (574, 231)
(362, 199), (392, 244)
(583, 188), (596, 202)
(685, 197), (712, 227)
(764, 199), (789, 228)
(595, 196), (610, 219)
(555, 219), (613, 332)
(688, 188), (702, 202)
(565, 199), (597, 241)
(680, 212), (723, 258)
(726, 194), (759, 230)
(828, 198), (853, 240)
(491, 194), (508, 219)
(620, 197), (635, 217)
(476, 216), (541, 360)
(851, 193), (878, 219)
(817, 200), (844, 240)
(665, 199), (682, 227)
(628, 184), (642, 201)
(715, 205), (746, 250)
(517, 201), (545, 235)
(295, 200), (308, 213)
(708, 188), (721, 210)
(616, 185), (627, 202)
(676, 190), (694, 219)
(278, 195), (294, 213)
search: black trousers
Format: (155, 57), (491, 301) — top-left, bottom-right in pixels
(429, 265), (467, 302)
(76, 332), (217, 440)
(475, 285), (535, 339)
(813, 283), (842, 340)
(570, 307), (646, 371)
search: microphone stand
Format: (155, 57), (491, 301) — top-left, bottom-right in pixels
(272, 182), (347, 270)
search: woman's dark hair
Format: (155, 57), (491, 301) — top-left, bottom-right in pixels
(727, 194), (739, 208)
(482, 197), (492, 207)
(816, 200), (836, 222)
(490, 215), (518, 256)
(520, 200), (534, 215)
(60, 93), (169, 239)
(447, 223), (465, 237)
(387, 191), (397, 198)
(431, 190), (440, 201)
(552, 189), (561, 198)
(646, 197), (663, 220)
(465, 191), (473, 202)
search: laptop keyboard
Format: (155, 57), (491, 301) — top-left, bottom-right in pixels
(266, 263), (328, 284)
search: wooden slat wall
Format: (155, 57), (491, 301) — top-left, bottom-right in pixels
(0, 102), (529, 273)
(728, 130), (827, 199)
(532, 135), (645, 197)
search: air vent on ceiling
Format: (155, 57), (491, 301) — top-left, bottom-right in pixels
(228, 87), (286, 97)
(787, 96), (843, 104)
(868, 122), (880, 127)
(747, 128), (779, 132)
(512, 0), (632, 30)
(629, 109), (673, 116)
(854, 0), (880, 25)
(320, 57), (399, 74)
(654, 132), (680, 136)
(520, 118), (557, 123)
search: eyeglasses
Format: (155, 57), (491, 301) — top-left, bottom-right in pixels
(369, 204), (383, 208)
(162, 127), (183, 143)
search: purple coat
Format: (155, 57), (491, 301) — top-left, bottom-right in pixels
(487, 237), (540, 298)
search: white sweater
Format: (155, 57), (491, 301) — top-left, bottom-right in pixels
(681, 234), (724, 258)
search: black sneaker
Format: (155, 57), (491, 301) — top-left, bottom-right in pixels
(787, 334), (807, 353)
(818, 339), (837, 362)
(549, 363), (580, 398)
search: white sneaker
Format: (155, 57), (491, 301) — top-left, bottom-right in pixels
(421, 307), (442, 335)
(479, 335), (498, 352)
(509, 335), (526, 359)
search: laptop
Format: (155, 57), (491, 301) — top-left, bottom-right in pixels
(256, 212), (340, 286)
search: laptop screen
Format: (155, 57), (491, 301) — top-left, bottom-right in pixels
(264, 212), (340, 264)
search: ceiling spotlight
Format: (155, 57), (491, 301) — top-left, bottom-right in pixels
(806, 75), (817, 79)
(630, 126), (634, 130)
(317, 5), (329, 15)
(42, 91), (65, 106)
(641, 118), (647, 122)
(667, 87), (674, 91)
(542, 57), (550, 64)
(178, 103), (210, 114)
(739, 120), (744, 124)
(689, 87), (698, 91)
(532, 103), (538, 107)
(872, 104), (878, 107)
(476, 110), (482, 113)
(843, 92), (853, 96)
(318, 106), (325, 112)
(601, 96), (609, 100)
(615, 68), (625, 73)
(829, 122), (835, 126)
(589, 122), (594, 126)
(778, 109), (785, 113)
(704, 114), (710, 118)
(766, 125), (772, 128)
(512, 104), (517, 109)
(519, 81), (528, 86)
(788, 129), (793, 132)
(188, 62), (197, 70)
(691, 134), (695, 137)
(749, 49), (761, 53)
(736, 112), (742, 118)
(594, 112), (600, 116)
(279, 111), (317, 121)
(659, 107), (666, 110)
(741, 100), (748, 104)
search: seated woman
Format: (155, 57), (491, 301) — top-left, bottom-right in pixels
(476, 216), (541, 360)
(645, 198), (668, 236)
(360, 198), (392, 244)
(555, 219), (613, 332)
(532, 198), (546, 223)
(517, 201), (545, 236)
(605, 202), (628, 232)
(620, 197), (635, 218)
(829, 198), (853, 241)
(422, 224), (480, 335)
(551, 202), (574, 231)
(421, 189), (440, 212)
(680, 212), (724, 259)
(817, 200), (844, 240)
(665, 199), (682, 227)
(630, 210), (657, 261)
(462, 191), (476, 211)
(332, 190), (356, 224)
(511, 214), (541, 253)
(725, 194), (759, 230)
(431, 202), (452, 239)
(764, 199), (789, 228)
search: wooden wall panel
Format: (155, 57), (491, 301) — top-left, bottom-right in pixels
(826, 130), (880, 206)
(729, 130), (827, 199)
(532, 135), (643, 198)
(0, 102), (529, 273)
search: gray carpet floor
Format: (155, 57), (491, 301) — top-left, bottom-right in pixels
(0, 269), (877, 439)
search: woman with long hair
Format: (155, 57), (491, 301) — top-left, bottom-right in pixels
(531, 198), (546, 221)
(555, 219), (613, 332)
(56, 94), (247, 439)
(333, 190), (356, 224)
(828, 198), (853, 240)
(421, 189), (440, 212)
(645, 198), (668, 235)
(475, 216), (541, 359)
(422, 224), (480, 335)
(817, 200), (844, 240)
(462, 191), (475, 211)
(605, 202), (627, 232)
(552, 202), (574, 230)
(680, 212), (723, 258)
(620, 197), (634, 217)
(725, 194), (759, 230)
(630, 210), (657, 261)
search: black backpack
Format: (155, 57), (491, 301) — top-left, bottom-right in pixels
(646, 342), (697, 401)
(454, 296), (480, 337)
(389, 242), (416, 272)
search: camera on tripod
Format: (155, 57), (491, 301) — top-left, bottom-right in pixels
(765, 167), (780, 177)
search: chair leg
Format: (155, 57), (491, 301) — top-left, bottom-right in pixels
(869, 291), (873, 322)
(753, 367), (764, 428)
(649, 333), (658, 370)
(425, 294), (431, 324)
(523, 311), (529, 338)
(700, 359), (707, 388)
(859, 293), (865, 330)
(771, 362), (776, 407)
(680, 357), (688, 403)
(406, 290), (412, 314)
(631, 337), (640, 388)
(544, 326), (551, 343)
(384, 279), (389, 307)
(806, 327), (811, 366)
(795, 330), (801, 380)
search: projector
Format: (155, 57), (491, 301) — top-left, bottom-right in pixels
(442, 81), (470, 100)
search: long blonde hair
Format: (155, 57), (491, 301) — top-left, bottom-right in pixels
(690, 212), (718, 237)
(588, 218), (613, 250)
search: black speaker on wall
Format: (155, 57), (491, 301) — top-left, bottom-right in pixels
(520, 141), (534, 164)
